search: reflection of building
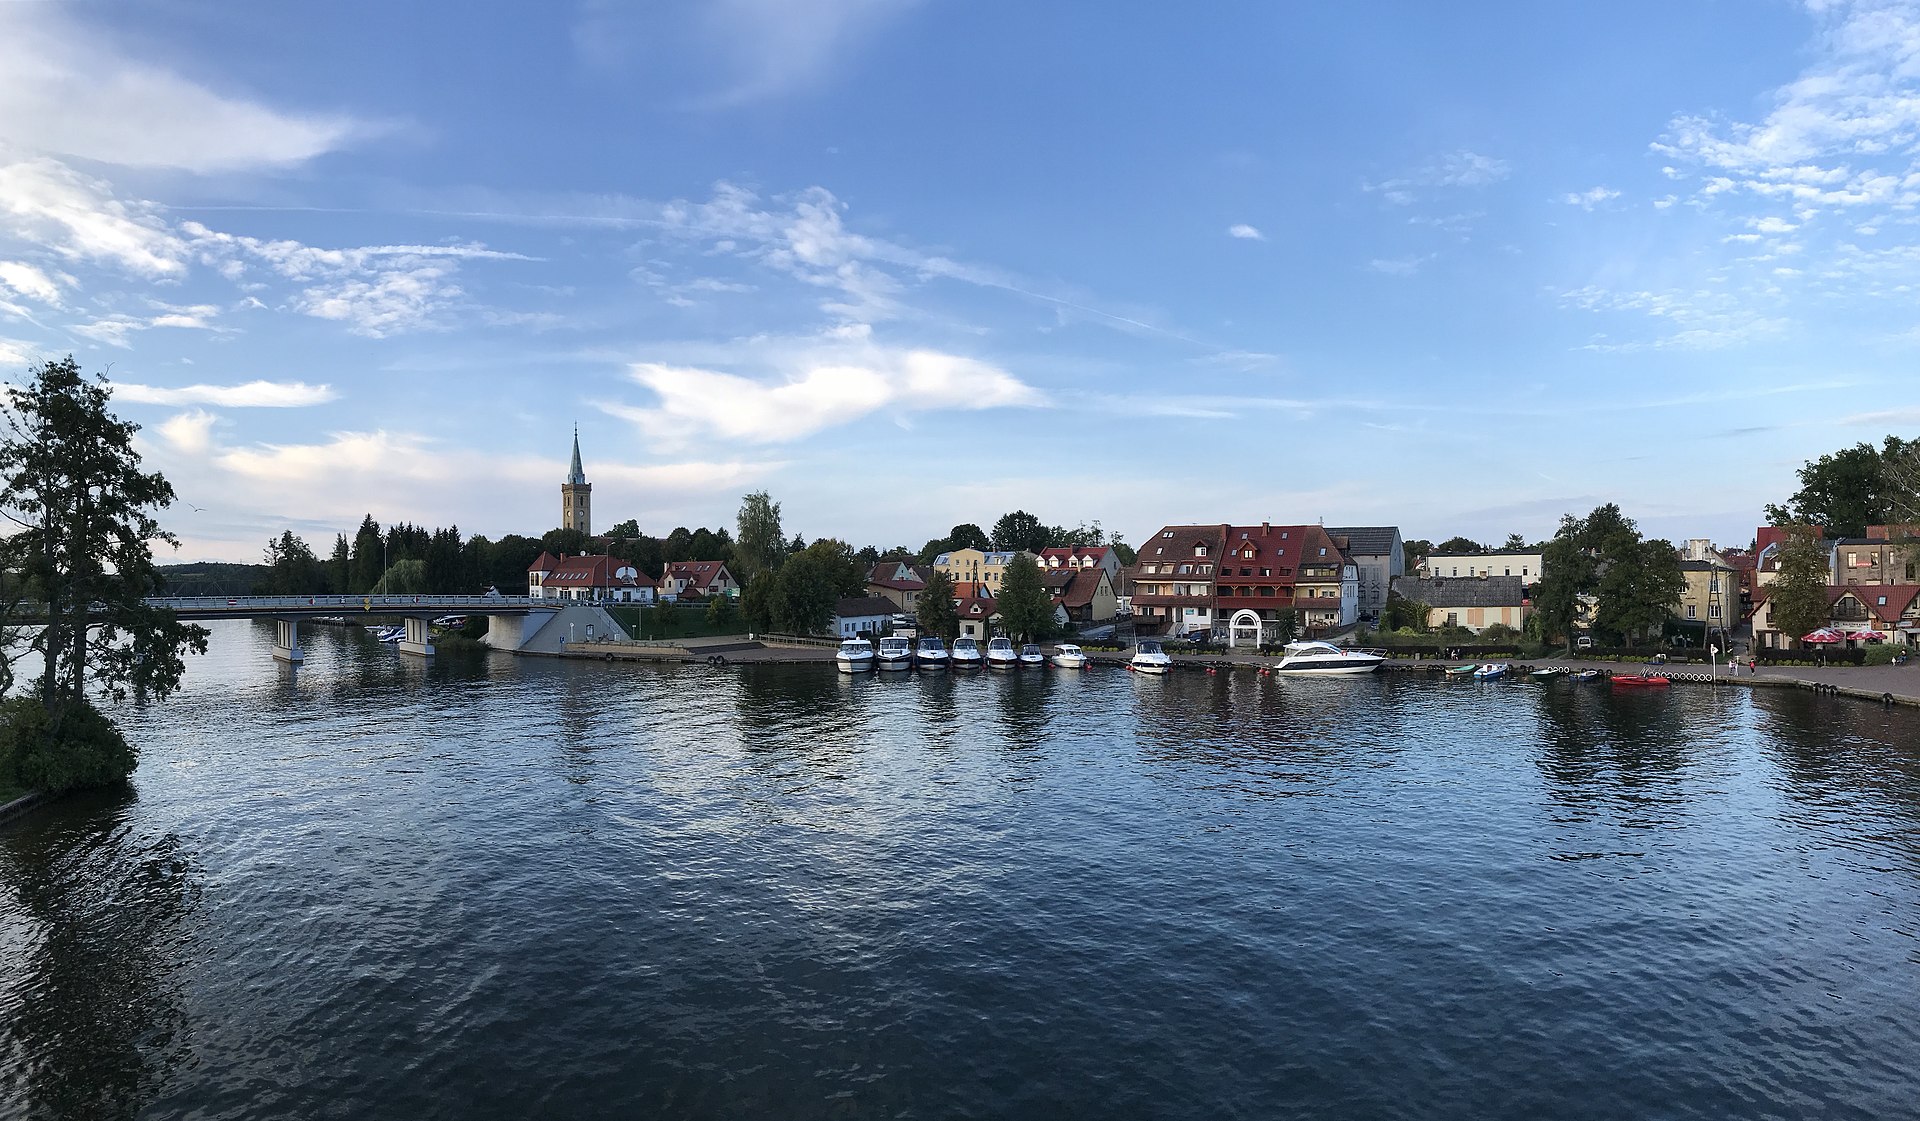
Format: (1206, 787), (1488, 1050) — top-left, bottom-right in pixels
(1325, 526), (1404, 621)
(1391, 575), (1528, 633)
(561, 429), (591, 535)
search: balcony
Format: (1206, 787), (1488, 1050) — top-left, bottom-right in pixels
(1130, 593), (1215, 609)
(1217, 592), (1295, 610)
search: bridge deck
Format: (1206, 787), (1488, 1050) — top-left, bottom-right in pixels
(143, 594), (560, 620)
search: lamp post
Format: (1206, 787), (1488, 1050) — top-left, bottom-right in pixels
(380, 536), (389, 596)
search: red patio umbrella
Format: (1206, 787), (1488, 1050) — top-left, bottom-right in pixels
(1842, 629), (1884, 642)
(1801, 627), (1844, 643)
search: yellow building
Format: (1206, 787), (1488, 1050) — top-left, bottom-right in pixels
(932, 547), (1038, 593)
(1674, 559), (1736, 634)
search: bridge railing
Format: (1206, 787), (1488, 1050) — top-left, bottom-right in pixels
(143, 594), (549, 611)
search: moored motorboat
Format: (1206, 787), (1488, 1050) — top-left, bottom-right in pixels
(1529, 667), (1560, 680)
(1444, 663), (1479, 677)
(914, 635), (950, 671)
(1610, 673), (1670, 688)
(1130, 639), (1172, 675)
(1051, 643), (1088, 669)
(986, 636), (1019, 670)
(836, 638), (875, 674)
(1272, 640), (1384, 675)
(876, 636), (913, 671)
(1472, 663), (1509, 679)
(950, 636), (984, 669)
(1018, 643), (1046, 669)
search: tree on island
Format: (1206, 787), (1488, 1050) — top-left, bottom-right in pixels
(1768, 527), (1832, 647)
(995, 554), (1055, 643)
(0, 357), (208, 793)
(917, 569), (960, 641)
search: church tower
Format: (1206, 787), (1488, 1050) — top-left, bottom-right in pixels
(562, 427), (591, 535)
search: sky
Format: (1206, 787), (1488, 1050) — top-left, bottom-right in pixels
(3, 0), (1919, 562)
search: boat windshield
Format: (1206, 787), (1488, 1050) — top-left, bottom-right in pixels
(917, 638), (944, 652)
(953, 638), (978, 652)
(1138, 641), (1163, 654)
(1020, 645), (1041, 656)
(988, 638), (1013, 651)
(839, 640), (871, 653)
(879, 638), (908, 653)
(1283, 641), (1343, 656)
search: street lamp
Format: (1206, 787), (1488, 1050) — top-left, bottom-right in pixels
(380, 536), (389, 596)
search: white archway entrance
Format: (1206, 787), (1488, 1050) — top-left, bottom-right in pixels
(1229, 609), (1263, 649)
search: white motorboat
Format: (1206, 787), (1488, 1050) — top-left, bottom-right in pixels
(950, 637), (984, 669)
(876, 636), (913, 671)
(1051, 643), (1088, 669)
(986, 636), (1019, 670)
(914, 635), (950, 670)
(1018, 643), (1046, 668)
(835, 638), (875, 674)
(1130, 639), (1172, 675)
(1271, 640), (1384, 675)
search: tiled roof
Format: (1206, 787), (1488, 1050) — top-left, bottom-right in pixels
(528, 551), (560, 573)
(540, 555), (652, 588)
(867, 560), (928, 591)
(1392, 575), (1527, 608)
(1039, 546), (1110, 567)
(663, 561), (733, 588)
(1058, 570), (1105, 609)
(1324, 526), (1400, 556)
(1832, 585), (1920, 623)
(834, 596), (901, 619)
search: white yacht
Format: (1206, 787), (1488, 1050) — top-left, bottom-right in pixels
(1130, 639), (1172, 675)
(1271, 640), (1384, 675)
(950, 636), (984, 669)
(835, 638), (875, 674)
(914, 635), (950, 671)
(1051, 643), (1088, 670)
(1018, 643), (1047, 669)
(876, 636), (913, 671)
(985, 636), (1019, 670)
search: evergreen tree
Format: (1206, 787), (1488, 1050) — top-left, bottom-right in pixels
(260, 531), (325, 594)
(328, 534), (352, 593)
(1274, 608), (1299, 644)
(351, 514), (383, 593)
(995, 553), (1053, 642)
(917, 569), (960, 641)
(0, 357), (209, 790)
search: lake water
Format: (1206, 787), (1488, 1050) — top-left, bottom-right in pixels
(3, 620), (1919, 1120)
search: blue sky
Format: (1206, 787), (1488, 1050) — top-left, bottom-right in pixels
(2, 0), (1917, 561)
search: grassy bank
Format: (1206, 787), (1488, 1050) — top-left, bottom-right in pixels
(608, 606), (742, 641)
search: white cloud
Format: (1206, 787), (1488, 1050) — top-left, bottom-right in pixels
(1369, 254), (1433, 276)
(157, 409), (218, 455)
(1562, 186), (1621, 210)
(1561, 284), (1788, 350)
(0, 260), (63, 305)
(0, 337), (36, 366)
(0, 158), (185, 275)
(1227, 224), (1265, 240)
(0, 3), (365, 172)
(1365, 150), (1511, 204)
(70, 304), (223, 347)
(114, 380), (337, 408)
(607, 343), (1044, 445)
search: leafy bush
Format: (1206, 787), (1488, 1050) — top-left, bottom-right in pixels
(0, 696), (137, 793)
(1864, 644), (1898, 666)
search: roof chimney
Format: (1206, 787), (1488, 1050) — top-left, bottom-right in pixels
(1261, 522), (1270, 536)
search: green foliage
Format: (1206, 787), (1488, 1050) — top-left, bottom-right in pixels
(1532, 503), (1647, 645)
(257, 531), (329, 594)
(1766, 436), (1916, 538)
(996, 553), (1054, 642)
(606, 519), (641, 539)
(705, 593), (736, 631)
(734, 491), (786, 584)
(917, 569), (960, 642)
(798, 538), (866, 598)
(1479, 622), (1522, 642)
(375, 557), (427, 594)
(1771, 527), (1833, 644)
(1, 356), (209, 723)
(1110, 538), (1137, 566)
(1436, 536), (1484, 554)
(1502, 533), (1528, 550)
(741, 572), (776, 633)
(1889, 442), (1920, 525)
(991, 510), (1050, 553)
(1593, 537), (1686, 644)
(771, 550), (836, 634)
(1274, 607), (1299, 644)
(654, 597), (680, 634)
(540, 527), (588, 556)
(946, 523), (991, 551)
(1864, 644), (1898, 666)
(0, 693), (136, 793)
(1381, 592), (1427, 633)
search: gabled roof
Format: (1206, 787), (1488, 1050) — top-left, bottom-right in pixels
(1039, 546), (1110, 567)
(528, 551), (560, 574)
(867, 560), (928, 591)
(1139, 524), (1227, 564)
(1392, 575), (1527, 608)
(663, 560), (733, 587)
(1324, 526), (1401, 556)
(834, 595), (900, 619)
(1831, 585), (1920, 622)
(1053, 569), (1107, 608)
(540, 554), (651, 588)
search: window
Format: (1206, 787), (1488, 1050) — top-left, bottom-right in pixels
(1504, 568), (1510, 576)
(1522, 567), (1529, 577)
(1260, 568), (1271, 577)
(1451, 567), (1459, 577)
(1709, 606), (1720, 620)
(1179, 564), (1191, 574)
(1687, 604), (1697, 619)
(1162, 531), (1174, 539)
(1201, 566), (1212, 575)
(1710, 575), (1719, 591)
(1195, 546), (1208, 556)
(1446, 612), (1459, 627)
(1879, 595), (1889, 606)
(1318, 548), (1327, 556)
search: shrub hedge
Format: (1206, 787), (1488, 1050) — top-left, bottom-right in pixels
(0, 696), (137, 793)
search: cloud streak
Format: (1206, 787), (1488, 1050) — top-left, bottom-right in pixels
(114, 380), (339, 407)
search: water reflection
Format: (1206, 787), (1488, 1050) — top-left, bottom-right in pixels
(0, 792), (199, 1121)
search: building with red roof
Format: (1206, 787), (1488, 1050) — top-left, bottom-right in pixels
(659, 560), (740, 601)
(528, 553), (655, 603)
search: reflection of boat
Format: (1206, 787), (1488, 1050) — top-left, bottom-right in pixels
(1051, 644), (1088, 669)
(986, 636), (1019, 670)
(1018, 643), (1046, 669)
(1272, 640), (1384, 675)
(1610, 674), (1670, 689)
(1472, 663), (1508, 679)
(950, 637), (984, 669)
(1130, 640), (1172, 675)
(835, 638), (875, 674)
(914, 636), (949, 671)
(1569, 669), (1602, 682)
(1529, 668), (1559, 680)
(373, 625), (404, 643)
(1445, 663), (1479, 677)
(876, 636), (912, 671)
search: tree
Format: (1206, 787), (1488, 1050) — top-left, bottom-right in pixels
(1532, 504), (1677, 646)
(260, 531), (325, 594)
(487, 534), (546, 592)
(772, 551), (836, 635)
(735, 491), (785, 584)
(916, 537), (951, 565)
(606, 519), (641, 540)
(917, 569), (960, 641)
(0, 357), (208, 790)
(1592, 537), (1685, 644)
(1502, 533), (1528, 550)
(995, 554), (1054, 643)
(1274, 608), (1299, 644)
(946, 523), (991, 551)
(1109, 535), (1137, 567)
(1885, 441), (1920, 525)
(654, 597), (680, 635)
(540, 527), (587, 557)
(1052, 520), (1104, 548)
(741, 571), (776, 633)
(1381, 591), (1426, 633)
(1766, 437), (1915, 538)
(1435, 536), (1484, 554)
(351, 514), (384, 593)
(328, 534), (352, 594)
(1770, 527), (1832, 646)
(991, 510), (1050, 553)
(799, 538), (865, 598)
(705, 593), (736, 632)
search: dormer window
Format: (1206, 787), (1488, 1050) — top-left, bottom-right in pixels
(1195, 545), (1208, 556)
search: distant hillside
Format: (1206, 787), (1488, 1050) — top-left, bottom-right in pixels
(156, 562), (271, 596)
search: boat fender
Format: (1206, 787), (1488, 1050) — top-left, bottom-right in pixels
(604, 652), (613, 662)
(1885, 692), (1895, 706)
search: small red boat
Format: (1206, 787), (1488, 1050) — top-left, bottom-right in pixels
(1610, 674), (1670, 688)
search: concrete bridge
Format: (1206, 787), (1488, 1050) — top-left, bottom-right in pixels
(142, 595), (626, 663)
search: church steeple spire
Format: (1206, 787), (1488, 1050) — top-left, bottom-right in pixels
(561, 426), (591, 535)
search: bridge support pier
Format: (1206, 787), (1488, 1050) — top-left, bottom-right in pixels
(272, 618), (304, 664)
(398, 615), (435, 658)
